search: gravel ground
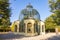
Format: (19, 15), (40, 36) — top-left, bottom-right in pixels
(0, 32), (60, 40)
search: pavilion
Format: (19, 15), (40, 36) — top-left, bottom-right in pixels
(11, 4), (45, 36)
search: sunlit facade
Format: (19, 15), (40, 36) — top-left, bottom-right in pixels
(11, 4), (45, 36)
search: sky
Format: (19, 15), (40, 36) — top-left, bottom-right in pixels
(9, 0), (51, 22)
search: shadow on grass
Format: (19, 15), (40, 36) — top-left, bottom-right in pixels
(0, 32), (25, 40)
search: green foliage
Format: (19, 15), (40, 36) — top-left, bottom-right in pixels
(45, 14), (57, 30)
(48, 0), (60, 25)
(0, 0), (10, 28)
(49, 0), (60, 12)
(45, 0), (60, 32)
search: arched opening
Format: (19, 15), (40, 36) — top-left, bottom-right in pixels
(27, 22), (32, 33)
(34, 23), (37, 33)
(34, 23), (40, 35)
(19, 22), (25, 32)
(42, 25), (44, 32)
(15, 25), (17, 32)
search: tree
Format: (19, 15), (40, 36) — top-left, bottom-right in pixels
(45, 0), (60, 32)
(45, 14), (57, 30)
(49, 0), (60, 25)
(0, 0), (10, 28)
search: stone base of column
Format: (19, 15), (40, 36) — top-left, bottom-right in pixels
(25, 33), (38, 36)
(40, 32), (45, 35)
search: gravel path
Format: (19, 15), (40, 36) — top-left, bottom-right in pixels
(0, 33), (60, 40)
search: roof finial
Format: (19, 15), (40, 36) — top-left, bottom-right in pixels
(26, 3), (33, 8)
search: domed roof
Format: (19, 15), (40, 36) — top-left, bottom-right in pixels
(19, 4), (40, 20)
(21, 4), (39, 15)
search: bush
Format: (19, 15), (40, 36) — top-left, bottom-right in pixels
(46, 28), (55, 33)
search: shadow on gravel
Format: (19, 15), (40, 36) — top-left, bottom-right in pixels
(47, 35), (60, 40)
(0, 32), (25, 40)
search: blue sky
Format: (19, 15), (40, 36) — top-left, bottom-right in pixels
(9, 0), (51, 22)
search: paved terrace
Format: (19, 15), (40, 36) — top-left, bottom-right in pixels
(0, 32), (60, 40)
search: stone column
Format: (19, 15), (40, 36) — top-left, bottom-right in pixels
(43, 25), (45, 34)
(17, 24), (19, 32)
(38, 24), (40, 35)
(40, 25), (42, 35)
(55, 28), (58, 35)
(25, 23), (27, 35)
(44, 25), (45, 34)
(32, 23), (34, 35)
